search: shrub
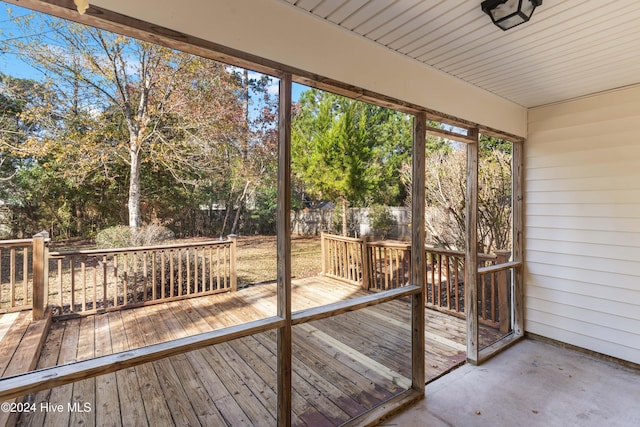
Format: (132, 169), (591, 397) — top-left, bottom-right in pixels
(96, 225), (174, 248)
(368, 205), (395, 239)
(131, 224), (175, 247)
(95, 225), (131, 249)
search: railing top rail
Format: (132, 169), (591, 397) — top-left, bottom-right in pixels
(321, 233), (362, 244)
(322, 233), (502, 260)
(478, 261), (521, 275)
(367, 241), (411, 250)
(0, 315), (284, 402)
(49, 239), (233, 257)
(424, 245), (498, 260)
(0, 239), (34, 248)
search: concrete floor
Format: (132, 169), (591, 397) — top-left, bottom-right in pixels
(383, 339), (640, 427)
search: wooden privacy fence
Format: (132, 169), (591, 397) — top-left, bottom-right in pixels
(320, 232), (511, 330)
(0, 234), (237, 319)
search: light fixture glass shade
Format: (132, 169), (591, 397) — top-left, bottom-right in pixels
(481, 0), (542, 31)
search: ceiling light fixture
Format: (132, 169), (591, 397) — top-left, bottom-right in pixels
(481, 0), (541, 31)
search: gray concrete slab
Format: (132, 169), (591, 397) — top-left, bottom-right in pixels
(383, 339), (640, 426)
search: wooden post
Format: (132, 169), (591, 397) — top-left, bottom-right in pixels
(512, 140), (525, 337)
(411, 112), (426, 393)
(276, 73), (292, 427)
(360, 236), (370, 290)
(465, 129), (479, 364)
(228, 234), (238, 292)
(32, 231), (49, 321)
(495, 250), (511, 333)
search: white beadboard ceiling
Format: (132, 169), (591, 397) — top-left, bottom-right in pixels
(281, 0), (640, 108)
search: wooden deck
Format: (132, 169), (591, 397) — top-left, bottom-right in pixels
(5, 277), (501, 426)
(0, 311), (50, 426)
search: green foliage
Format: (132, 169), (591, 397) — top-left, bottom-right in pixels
(245, 186), (277, 235)
(96, 225), (174, 248)
(292, 89), (412, 236)
(292, 90), (370, 204)
(480, 134), (512, 156)
(3, 8), (249, 231)
(0, 6), (282, 239)
(368, 205), (395, 239)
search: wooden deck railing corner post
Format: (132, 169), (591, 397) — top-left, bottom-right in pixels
(228, 234), (238, 292)
(495, 249), (511, 333)
(360, 235), (369, 290)
(32, 231), (50, 321)
(320, 232), (327, 276)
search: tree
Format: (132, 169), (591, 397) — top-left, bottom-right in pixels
(401, 136), (512, 254)
(365, 105), (413, 206)
(0, 74), (29, 186)
(292, 89), (411, 236)
(477, 137), (512, 253)
(292, 90), (372, 235)
(4, 11), (247, 231)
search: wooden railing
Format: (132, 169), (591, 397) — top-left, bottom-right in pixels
(0, 235), (237, 319)
(321, 233), (366, 286)
(320, 233), (511, 328)
(477, 257), (518, 332)
(365, 241), (411, 291)
(48, 239), (236, 317)
(423, 248), (501, 326)
(0, 239), (34, 312)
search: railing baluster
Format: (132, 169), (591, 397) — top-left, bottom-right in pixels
(9, 248), (15, 308)
(208, 247), (213, 292)
(169, 249), (174, 298)
(102, 255), (107, 310)
(132, 251), (138, 302)
(22, 247), (28, 306)
(222, 245), (227, 290)
(58, 258), (63, 312)
(192, 247), (198, 293)
(113, 255), (119, 307)
(178, 248), (183, 296)
(142, 252), (148, 302)
(92, 256), (97, 311)
(81, 256), (87, 313)
(186, 248), (192, 295)
(454, 257), (460, 312)
(215, 246), (220, 291)
(124, 254), (130, 306)
(429, 252), (435, 306)
(160, 250), (166, 300)
(201, 247), (206, 292)
(70, 257), (76, 313)
(151, 252), (157, 301)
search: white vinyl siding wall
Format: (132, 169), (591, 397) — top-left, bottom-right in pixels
(526, 87), (640, 365)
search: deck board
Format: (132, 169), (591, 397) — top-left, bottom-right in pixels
(0, 312), (31, 377)
(43, 318), (79, 426)
(0, 311), (50, 427)
(109, 310), (151, 427)
(93, 313), (121, 427)
(13, 276), (498, 426)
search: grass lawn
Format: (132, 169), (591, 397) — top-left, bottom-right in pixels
(234, 235), (322, 286)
